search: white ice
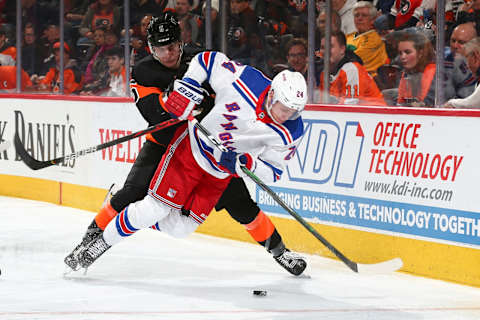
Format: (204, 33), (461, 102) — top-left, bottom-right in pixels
(1, 196), (479, 320)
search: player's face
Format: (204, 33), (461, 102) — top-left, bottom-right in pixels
(398, 40), (418, 71)
(152, 41), (182, 68)
(270, 101), (297, 124)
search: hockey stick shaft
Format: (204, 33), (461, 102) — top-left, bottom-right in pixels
(192, 119), (359, 272)
(14, 118), (182, 170)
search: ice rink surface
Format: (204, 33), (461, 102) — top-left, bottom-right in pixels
(1, 196), (480, 320)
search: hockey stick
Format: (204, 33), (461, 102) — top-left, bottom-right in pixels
(193, 119), (403, 274)
(14, 118), (182, 170)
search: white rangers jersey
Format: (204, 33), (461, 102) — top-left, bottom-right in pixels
(183, 51), (305, 183)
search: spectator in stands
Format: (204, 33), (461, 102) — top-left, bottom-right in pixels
(286, 38), (308, 80)
(84, 28), (118, 86)
(130, 0), (168, 27)
(37, 24), (61, 75)
(81, 46), (126, 96)
(36, 42), (83, 94)
(79, 0), (121, 40)
(456, 0), (480, 33)
(319, 31), (385, 105)
(0, 66), (34, 92)
(130, 14), (153, 65)
(227, 0), (263, 66)
(22, 23), (43, 77)
(81, 26), (106, 72)
(333, 0), (357, 35)
(445, 22), (478, 100)
(396, 31), (436, 107)
(198, 0), (220, 49)
(64, 0), (91, 44)
(316, 8), (342, 38)
(386, 0), (424, 30)
(443, 37), (480, 108)
(174, 0), (200, 44)
(179, 17), (203, 56)
(347, 1), (388, 76)
(0, 25), (15, 61)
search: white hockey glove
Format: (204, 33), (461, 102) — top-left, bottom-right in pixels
(164, 79), (204, 120)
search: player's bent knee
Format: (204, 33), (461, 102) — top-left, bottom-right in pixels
(158, 211), (199, 238)
(127, 196), (171, 229)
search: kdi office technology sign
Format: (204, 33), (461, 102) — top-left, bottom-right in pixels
(257, 108), (480, 248)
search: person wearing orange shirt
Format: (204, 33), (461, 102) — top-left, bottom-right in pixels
(37, 42), (83, 94)
(0, 66), (33, 92)
(396, 31), (436, 107)
(319, 30), (385, 105)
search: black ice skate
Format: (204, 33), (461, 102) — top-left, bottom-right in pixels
(270, 242), (307, 276)
(78, 235), (111, 269)
(64, 220), (103, 271)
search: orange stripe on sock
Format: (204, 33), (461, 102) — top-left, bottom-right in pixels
(244, 211), (275, 242)
(94, 201), (118, 230)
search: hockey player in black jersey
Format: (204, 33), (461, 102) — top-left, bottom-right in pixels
(64, 13), (306, 276)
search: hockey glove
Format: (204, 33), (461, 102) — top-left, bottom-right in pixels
(218, 150), (238, 174)
(164, 79), (204, 120)
(219, 151), (255, 177)
(236, 153), (256, 177)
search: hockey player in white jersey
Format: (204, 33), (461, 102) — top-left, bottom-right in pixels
(77, 51), (307, 270)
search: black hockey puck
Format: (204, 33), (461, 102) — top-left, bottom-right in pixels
(253, 290), (267, 296)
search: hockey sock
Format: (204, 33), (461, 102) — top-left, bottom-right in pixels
(94, 201), (119, 230)
(244, 210), (275, 245)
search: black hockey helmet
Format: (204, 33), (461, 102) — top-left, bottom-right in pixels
(147, 12), (181, 47)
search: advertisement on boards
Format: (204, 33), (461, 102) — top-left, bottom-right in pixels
(256, 109), (480, 249)
(0, 97), (146, 189)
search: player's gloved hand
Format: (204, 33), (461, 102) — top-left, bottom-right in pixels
(219, 151), (255, 177)
(218, 150), (238, 174)
(164, 79), (204, 120)
(235, 153), (255, 177)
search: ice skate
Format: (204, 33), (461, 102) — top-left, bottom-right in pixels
(64, 184), (115, 272)
(64, 220), (103, 272)
(78, 235), (111, 269)
(270, 242), (307, 276)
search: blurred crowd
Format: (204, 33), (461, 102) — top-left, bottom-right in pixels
(1, 0), (480, 108)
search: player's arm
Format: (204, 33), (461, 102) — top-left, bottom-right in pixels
(130, 79), (171, 125)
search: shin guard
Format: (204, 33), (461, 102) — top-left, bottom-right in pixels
(244, 210), (275, 244)
(94, 201), (118, 230)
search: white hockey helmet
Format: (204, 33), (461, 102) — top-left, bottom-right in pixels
(267, 70), (307, 123)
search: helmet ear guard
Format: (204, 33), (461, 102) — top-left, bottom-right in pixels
(267, 70), (307, 123)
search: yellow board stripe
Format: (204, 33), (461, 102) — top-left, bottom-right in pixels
(1, 174), (479, 287)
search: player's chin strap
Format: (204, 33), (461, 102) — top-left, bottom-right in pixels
(190, 118), (404, 274)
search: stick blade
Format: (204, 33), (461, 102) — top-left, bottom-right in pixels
(14, 132), (51, 170)
(356, 258), (403, 274)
